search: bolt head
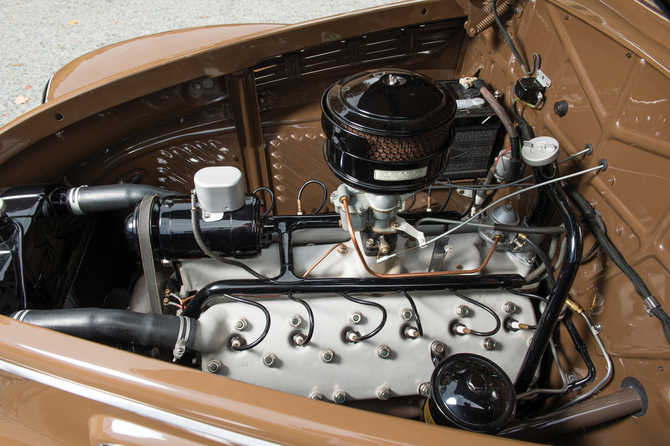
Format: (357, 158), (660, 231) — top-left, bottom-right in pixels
(349, 312), (362, 324)
(333, 390), (346, 404)
(262, 353), (277, 367)
(309, 392), (324, 401)
(418, 382), (431, 397)
(503, 302), (517, 314)
(483, 337), (497, 350)
(234, 318), (248, 331)
(401, 308), (413, 321)
(377, 387), (391, 400)
(207, 359), (222, 373)
(365, 238), (375, 247)
(320, 349), (334, 363)
(289, 315), (302, 327)
(431, 341), (446, 355)
(391, 221), (401, 229)
(593, 322), (603, 334)
(456, 305), (470, 317)
(376, 345), (391, 359)
(337, 244), (349, 254)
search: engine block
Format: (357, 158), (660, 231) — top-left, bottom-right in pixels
(196, 290), (535, 402)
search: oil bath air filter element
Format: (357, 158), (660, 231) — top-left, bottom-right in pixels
(425, 354), (516, 433)
(322, 69), (456, 194)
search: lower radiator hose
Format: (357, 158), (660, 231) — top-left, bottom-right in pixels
(12, 309), (196, 359)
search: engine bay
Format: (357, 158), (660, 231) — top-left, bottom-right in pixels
(1, 1), (668, 442)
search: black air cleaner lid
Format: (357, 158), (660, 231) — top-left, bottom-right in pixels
(324, 69), (456, 134)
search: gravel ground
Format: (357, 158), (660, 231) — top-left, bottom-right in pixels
(0, 0), (399, 128)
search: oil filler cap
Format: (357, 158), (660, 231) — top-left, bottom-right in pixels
(521, 136), (560, 167)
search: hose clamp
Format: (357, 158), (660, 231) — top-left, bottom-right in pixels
(173, 316), (191, 362)
(66, 186), (88, 216)
(12, 309), (30, 321)
(644, 296), (661, 316)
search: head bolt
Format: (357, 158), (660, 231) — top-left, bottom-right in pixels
(234, 318), (248, 331)
(418, 382), (431, 397)
(320, 349), (335, 363)
(289, 315), (302, 328)
(345, 330), (360, 343)
(483, 337), (497, 350)
(377, 387), (391, 401)
(333, 390), (346, 404)
(430, 341), (446, 356)
(401, 308), (413, 321)
(503, 302), (517, 314)
(365, 238), (375, 248)
(376, 345), (391, 359)
(230, 335), (246, 350)
(455, 305), (470, 317)
(309, 392), (324, 401)
(262, 353), (277, 367)
(207, 358), (223, 373)
(337, 244), (349, 254)
(348, 311), (362, 324)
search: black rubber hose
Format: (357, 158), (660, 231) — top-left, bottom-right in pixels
(494, 224), (565, 235)
(60, 184), (174, 215)
(563, 313), (596, 391)
(524, 236), (557, 289)
(473, 79), (524, 183)
(564, 182), (670, 345)
(515, 183), (583, 393)
(12, 308), (195, 351)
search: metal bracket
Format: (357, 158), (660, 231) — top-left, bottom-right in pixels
(536, 69), (552, 88)
(393, 216), (426, 248)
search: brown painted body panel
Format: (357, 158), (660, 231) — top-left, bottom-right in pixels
(46, 24), (285, 101)
(0, 0), (669, 444)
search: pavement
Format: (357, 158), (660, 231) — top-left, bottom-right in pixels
(0, 0), (398, 127)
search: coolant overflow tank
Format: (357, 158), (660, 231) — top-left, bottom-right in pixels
(322, 69), (456, 194)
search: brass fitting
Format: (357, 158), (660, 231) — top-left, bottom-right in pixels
(565, 299), (584, 314)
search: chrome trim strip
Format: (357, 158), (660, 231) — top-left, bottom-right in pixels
(0, 358), (279, 446)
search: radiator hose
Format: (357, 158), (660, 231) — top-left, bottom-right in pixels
(50, 184), (174, 215)
(12, 309), (195, 360)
